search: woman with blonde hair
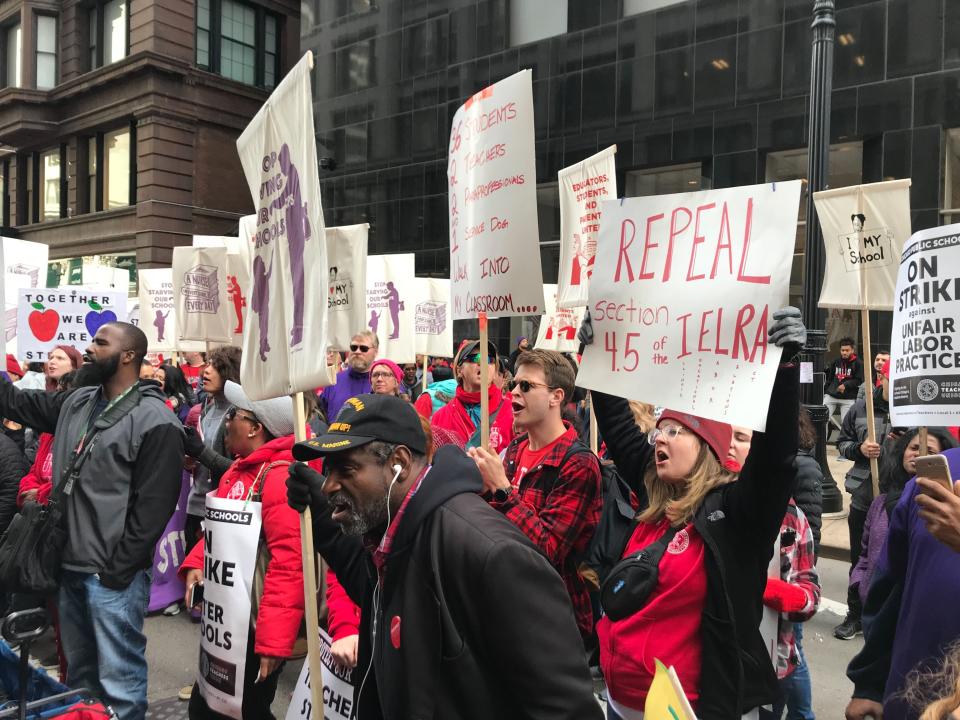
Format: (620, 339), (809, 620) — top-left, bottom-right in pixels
(902, 641), (960, 720)
(579, 307), (806, 719)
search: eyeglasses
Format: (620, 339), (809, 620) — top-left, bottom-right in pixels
(460, 353), (494, 366)
(350, 344), (372, 353)
(646, 424), (685, 445)
(507, 379), (553, 393)
(226, 407), (258, 424)
(370, 371), (395, 380)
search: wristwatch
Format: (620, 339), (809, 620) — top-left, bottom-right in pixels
(493, 485), (515, 503)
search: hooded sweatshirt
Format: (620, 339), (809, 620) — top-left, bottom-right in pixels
(430, 383), (514, 452)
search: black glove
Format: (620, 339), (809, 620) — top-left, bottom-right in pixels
(183, 426), (204, 458)
(769, 306), (807, 362)
(287, 462), (328, 515)
(577, 308), (594, 347)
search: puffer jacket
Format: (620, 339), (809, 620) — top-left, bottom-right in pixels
(180, 435), (304, 657)
(793, 448), (823, 554)
(838, 387), (892, 511)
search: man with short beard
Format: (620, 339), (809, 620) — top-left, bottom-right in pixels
(318, 330), (378, 422)
(0, 323), (183, 720)
(286, 394), (602, 720)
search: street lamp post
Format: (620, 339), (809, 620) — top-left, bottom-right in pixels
(803, 0), (844, 514)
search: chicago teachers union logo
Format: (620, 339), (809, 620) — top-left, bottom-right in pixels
(917, 378), (939, 402)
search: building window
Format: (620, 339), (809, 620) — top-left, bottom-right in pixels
(623, 0), (686, 16)
(197, 0), (279, 89)
(80, 135), (99, 213)
(0, 160), (7, 227)
(39, 148), (62, 221)
(945, 128), (960, 225)
(625, 163), (707, 197)
(4, 23), (21, 87)
(88, 0), (127, 70)
(36, 15), (57, 89)
(77, 126), (133, 215)
(104, 127), (131, 209)
(509, 0), (567, 47)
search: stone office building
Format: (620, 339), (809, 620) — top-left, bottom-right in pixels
(0, 0), (300, 283)
(302, 0), (960, 349)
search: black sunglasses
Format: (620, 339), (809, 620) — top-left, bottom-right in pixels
(350, 344), (371, 353)
(507, 379), (554, 393)
(226, 407), (258, 424)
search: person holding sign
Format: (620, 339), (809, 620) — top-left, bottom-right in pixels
(179, 381), (305, 720)
(580, 307), (806, 718)
(285, 394), (602, 720)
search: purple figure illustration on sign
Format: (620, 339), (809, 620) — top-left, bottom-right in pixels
(269, 144), (310, 348)
(368, 310), (381, 335)
(251, 253), (273, 362)
(153, 309), (170, 342)
(386, 281), (403, 339)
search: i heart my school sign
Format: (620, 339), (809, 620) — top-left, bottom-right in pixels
(16, 289), (126, 361)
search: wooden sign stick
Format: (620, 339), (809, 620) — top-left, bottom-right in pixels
(479, 312), (491, 448)
(919, 426), (929, 457)
(588, 392), (599, 455)
(860, 309), (880, 499)
(291, 392), (324, 719)
(422, 354), (429, 394)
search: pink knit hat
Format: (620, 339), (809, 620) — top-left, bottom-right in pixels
(370, 358), (403, 384)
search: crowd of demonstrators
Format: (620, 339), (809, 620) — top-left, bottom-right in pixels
(180, 351), (207, 394)
(823, 337), (864, 436)
(155, 363), (197, 422)
(318, 331), (377, 421)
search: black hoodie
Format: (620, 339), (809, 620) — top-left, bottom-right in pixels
(310, 444), (602, 720)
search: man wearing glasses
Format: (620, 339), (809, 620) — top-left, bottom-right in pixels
(468, 348), (602, 644)
(318, 330), (378, 422)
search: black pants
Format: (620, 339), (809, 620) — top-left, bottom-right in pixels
(188, 629), (284, 720)
(846, 505), (869, 619)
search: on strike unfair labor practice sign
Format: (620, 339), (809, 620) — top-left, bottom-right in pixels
(17, 288), (127, 361)
(890, 223), (960, 426)
(577, 181), (802, 431)
(448, 69), (544, 320)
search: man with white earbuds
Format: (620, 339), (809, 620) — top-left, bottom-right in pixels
(287, 393), (602, 720)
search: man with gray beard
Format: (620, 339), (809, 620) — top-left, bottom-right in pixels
(286, 393), (601, 720)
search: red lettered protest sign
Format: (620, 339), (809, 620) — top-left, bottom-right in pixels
(448, 70), (544, 319)
(577, 181), (802, 431)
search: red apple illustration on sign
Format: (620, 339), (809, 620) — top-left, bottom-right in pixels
(84, 300), (117, 338)
(28, 302), (60, 342)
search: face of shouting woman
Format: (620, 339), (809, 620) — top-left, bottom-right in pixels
(651, 421), (701, 484)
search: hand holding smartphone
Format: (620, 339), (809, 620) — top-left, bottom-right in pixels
(188, 581), (205, 609)
(914, 454), (953, 494)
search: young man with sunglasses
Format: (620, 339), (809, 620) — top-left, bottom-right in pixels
(468, 349), (601, 643)
(318, 330), (378, 422)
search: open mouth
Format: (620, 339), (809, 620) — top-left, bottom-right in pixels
(511, 401), (524, 413)
(656, 450), (669, 463)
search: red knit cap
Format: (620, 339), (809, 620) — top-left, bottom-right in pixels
(5, 354), (22, 379)
(657, 410), (739, 471)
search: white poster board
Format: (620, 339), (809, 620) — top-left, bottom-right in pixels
(535, 284), (585, 353)
(285, 628), (355, 720)
(557, 145), (617, 309)
(815, 179), (912, 309)
(577, 181), (802, 431)
(326, 224), (369, 351)
(447, 70), (544, 319)
(366, 254), (416, 364)
(16, 288), (127, 361)
(414, 277), (454, 358)
(172, 246), (233, 344)
(193, 235), (251, 348)
(4, 238), (48, 355)
(138, 268), (177, 352)
(236, 52), (333, 399)
(889, 223), (960, 426)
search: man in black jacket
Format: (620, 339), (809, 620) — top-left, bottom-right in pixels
(824, 337), (863, 435)
(0, 322), (183, 720)
(286, 393), (602, 720)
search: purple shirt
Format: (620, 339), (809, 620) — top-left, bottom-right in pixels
(319, 368), (371, 422)
(850, 494), (890, 607)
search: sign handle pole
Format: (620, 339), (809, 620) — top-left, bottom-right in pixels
(479, 313), (491, 448)
(919, 426), (929, 457)
(422, 355), (429, 394)
(291, 392), (324, 719)
(859, 308), (880, 499)
(588, 392), (599, 455)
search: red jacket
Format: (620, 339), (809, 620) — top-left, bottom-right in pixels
(18, 432), (55, 507)
(430, 384), (514, 453)
(180, 435), (304, 658)
(326, 569), (361, 641)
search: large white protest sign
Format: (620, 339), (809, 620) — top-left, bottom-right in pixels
(815, 179), (912, 309)
(237, 52), (333, 399)
(577, 181), (802, 431)
(889, 223), (960, 426)
(16, 288), (127, 361)
(3, 238), (48, 355)
(139, 268), (177, 352)
(557, 146), (617, 309)
(366, 254), (416, 364)
(326, 224), (368, 351)
(414, 277), (454, 357)
(193, 236), (251, 348)
(448, 70), (544, 320)
(535, 284), (585, 353)
(172, 246), (233, 344)
(285, 628), (355, 720)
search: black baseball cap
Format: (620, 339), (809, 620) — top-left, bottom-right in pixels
(293, 393), (427, 459)
(456, 339), (499, 365)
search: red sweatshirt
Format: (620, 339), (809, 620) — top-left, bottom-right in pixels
(430, 384), (514, 452)
(18, 432), (55, 507)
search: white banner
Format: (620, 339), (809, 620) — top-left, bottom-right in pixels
(366, 254), (416, 364)
(815, 179), (912, 310)
(889, 224), (960, 426)
(16, 288), (127, 362)
(197, 493), (262, 719)
(4, 238), (48, 355)
(284, 628), (356, 720)
(447, 70), (544, 320)
(326, 224), (369, 351)
(237, 52), (333, 400)
(193, 236), (252, 348)
(557, 146), (617, 309)
(173, 246), (233, 344)
(414, 277), (454, 358)
(535, 284), (585, 353)
(577, 181), (802, 431)
(138, 268), (177, 352)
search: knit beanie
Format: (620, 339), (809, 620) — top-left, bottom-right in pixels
(370, 358), (403, 384)
(658, 410), (739, 472)
(5, 354), (22, 379)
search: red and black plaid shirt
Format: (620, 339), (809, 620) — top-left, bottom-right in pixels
(493, 423), (602, 638)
